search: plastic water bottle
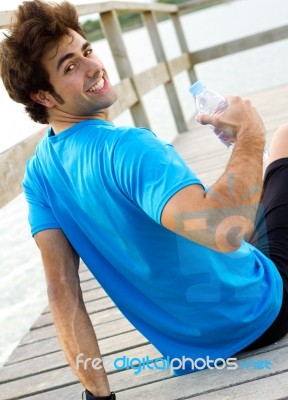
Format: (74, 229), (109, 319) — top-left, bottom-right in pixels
(189, 80), (234, 149)
(189, 80), (269, 160)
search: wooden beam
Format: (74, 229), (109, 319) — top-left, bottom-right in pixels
(168, 53), (191, 77)
(100, 10), (150, 128)
(134, 63), (170, 96)
(0, 128), (47, 209)
(0, 10), (13, 27)
(109, 78), (138, 120)
(170, 12), (197, 83)
(178, 0), (234, 13)
(142, 10), (187, 133)
(189, 25), (288, 65)
(0, 2), (178, 27)
(75, 1), (178, 16)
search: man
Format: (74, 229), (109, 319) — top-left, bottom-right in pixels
(1, 0), (288, 399)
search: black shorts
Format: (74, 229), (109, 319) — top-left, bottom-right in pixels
(243, 157), (288, 351)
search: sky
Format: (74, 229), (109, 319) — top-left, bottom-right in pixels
(0, 0), (152, 12)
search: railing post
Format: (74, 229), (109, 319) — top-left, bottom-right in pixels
(100, 10), (150, 128)
(142, 10), (187, 133)
(170, 11), (197, 84)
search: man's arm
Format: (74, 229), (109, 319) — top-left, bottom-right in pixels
(161, 96), (266, 253)
(35, 229), (111, 397)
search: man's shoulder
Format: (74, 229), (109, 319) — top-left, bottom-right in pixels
(24, 135), (49, 180)
(112, 125), (159, 147)
(116, 125), (155, 136)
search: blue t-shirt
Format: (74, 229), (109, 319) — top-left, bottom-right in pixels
(23, 120), (282, 374)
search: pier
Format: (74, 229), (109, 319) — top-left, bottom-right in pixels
(1, 1), (288, 399)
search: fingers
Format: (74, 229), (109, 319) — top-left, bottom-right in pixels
(197, 96), (250, 124)
(196, 95), (264, 142)
(196, 107), (230, 127)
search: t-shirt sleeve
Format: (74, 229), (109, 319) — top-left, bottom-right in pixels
(113, 128), (204, 224)
(23, 158), (61, 237)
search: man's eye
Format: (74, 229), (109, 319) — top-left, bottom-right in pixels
(65, 64), (75, 73)
(85, 49), (93, 57)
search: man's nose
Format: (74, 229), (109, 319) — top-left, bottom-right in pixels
(85, 58), (102, 79)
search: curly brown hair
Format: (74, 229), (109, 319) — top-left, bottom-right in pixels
(0, 0), (86, 124)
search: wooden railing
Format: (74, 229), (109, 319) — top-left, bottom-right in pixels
(1, 0), (288, 208)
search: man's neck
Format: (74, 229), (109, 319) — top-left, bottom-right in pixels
(49, 109), (110, 134)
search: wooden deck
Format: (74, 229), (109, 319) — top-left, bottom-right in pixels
(1, 84), (288, 400)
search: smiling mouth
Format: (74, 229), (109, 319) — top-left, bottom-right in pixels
(87, 78), (105, 92)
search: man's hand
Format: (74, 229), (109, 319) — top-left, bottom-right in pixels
(197, 96), (266, 149)
(35, 229), (111, 397)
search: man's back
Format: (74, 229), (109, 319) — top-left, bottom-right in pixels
(23, 119), (282, 374)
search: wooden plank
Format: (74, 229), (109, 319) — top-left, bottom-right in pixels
(82, 286), (107, 302)
(188, 372), (288, 399)
(0, 1), (178, 27)
(42, 286), (109, 315)
(113, 55), (191, 99)
(28, 306), (122, 333)
(168, 53), (191, 77)
(134, 62), (170, 95)
(0, 368), (77, 400)
(178, 0), (231, 13)
(78, 268), (97, 282)
(114, 345), (288, 399)
(3, 330), (288, 396)
(5, 328), (147, 366)
(75, 1), (178, 17)
(18, 312), (125, 346)
(170, 12), (197, 83)
(0, 343), (162, 399)
(0, 127), (47, 208)
(0, 10), (13, 27)
(15, 308), (124, 349)
(108, 78), (138, 120)
(42, 287), (110, 315)
(13, 323), (136, 368)
(0, 343), (159, 385)
(142, 10), (187, 132)
(100, 10), (150, 128)
(190, 25), (288, 66)
(8, 332), (287, 400)
(29, 297), (116, 332)
(80, 277), (101, 292)
(2, 329), (149, 385)
(10, 368), (169, 400)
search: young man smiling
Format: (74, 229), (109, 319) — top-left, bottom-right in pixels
(32, 30), (117, 132)
(2, 0), (288, 399)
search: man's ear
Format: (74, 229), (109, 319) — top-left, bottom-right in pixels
(30, 91), (56, 108)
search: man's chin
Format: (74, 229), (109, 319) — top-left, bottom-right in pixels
(105, 94), (118, 111)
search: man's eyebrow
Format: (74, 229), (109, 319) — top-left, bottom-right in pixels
(56, 41), (91, 71)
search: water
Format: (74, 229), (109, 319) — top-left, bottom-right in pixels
(1, 0), (288, 367)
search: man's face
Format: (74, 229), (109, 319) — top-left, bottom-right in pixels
(43, 30), (117, 117)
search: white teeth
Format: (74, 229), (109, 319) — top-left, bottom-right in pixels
(88, 78), (105, 92)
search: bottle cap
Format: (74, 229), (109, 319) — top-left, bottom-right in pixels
(189, 80), (206, 97)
